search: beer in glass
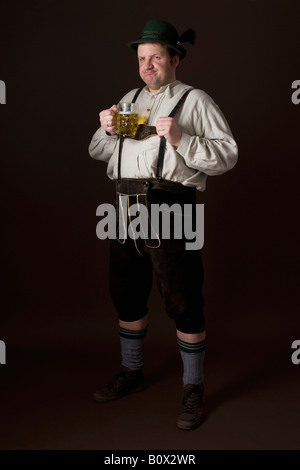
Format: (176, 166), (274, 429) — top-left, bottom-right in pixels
(117, 102), (139, 137)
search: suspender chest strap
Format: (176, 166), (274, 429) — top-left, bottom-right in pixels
(132, 88), (143, 103)
(156, 87), (193, 180)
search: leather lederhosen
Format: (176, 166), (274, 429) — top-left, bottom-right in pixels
(109, 88), (205, 332)
(115, 87), (195, 249)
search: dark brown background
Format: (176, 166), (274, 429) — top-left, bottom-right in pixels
(0, 0), (299, 451)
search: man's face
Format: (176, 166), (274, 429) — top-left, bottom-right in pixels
(137, 43), (179, 93)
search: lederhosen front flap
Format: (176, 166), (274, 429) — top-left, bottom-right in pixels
(115, 87), (194, 248)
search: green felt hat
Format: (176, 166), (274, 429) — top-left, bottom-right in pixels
(128, 19), (195, 60)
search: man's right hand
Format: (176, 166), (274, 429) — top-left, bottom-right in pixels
(99, 105), (118, 135)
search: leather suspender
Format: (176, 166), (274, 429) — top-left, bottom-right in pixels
(117, 87), (193, 182)
(132, 88), (143, 103)
(156, 88), (193, 179)
(117, 135), (124, 183)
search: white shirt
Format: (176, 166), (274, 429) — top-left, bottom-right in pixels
(89, 80), (238, 191)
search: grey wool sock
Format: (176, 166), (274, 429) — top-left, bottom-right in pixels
(119, 326), (148, 371)
(177, 337), (206, 385)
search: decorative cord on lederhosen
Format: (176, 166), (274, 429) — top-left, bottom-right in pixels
(115, 87), (193, 252)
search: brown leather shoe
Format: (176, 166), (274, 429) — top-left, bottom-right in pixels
(93, 365), (144, 402)
(177, 384), (204, 430)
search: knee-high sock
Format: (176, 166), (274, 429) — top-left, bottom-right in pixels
(177, 337), (206, 385)
(119, 326), (148, 370)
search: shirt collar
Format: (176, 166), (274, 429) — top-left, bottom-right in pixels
(144, 80), (180, 98)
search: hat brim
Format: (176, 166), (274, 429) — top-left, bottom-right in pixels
(128, 39), (186, 60)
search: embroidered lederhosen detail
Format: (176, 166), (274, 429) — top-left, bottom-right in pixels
(115, 87), (194, 252)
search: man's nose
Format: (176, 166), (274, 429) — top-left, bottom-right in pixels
(144, 58), (154, 68)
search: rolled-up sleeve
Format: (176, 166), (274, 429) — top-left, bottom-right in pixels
(88, 126), (118, 163)
(177, 95), (238, 176)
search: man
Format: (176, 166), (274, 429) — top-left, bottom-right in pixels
(89, 19), (238, 430)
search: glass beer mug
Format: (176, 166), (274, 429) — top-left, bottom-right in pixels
(117, 102), (139, 137)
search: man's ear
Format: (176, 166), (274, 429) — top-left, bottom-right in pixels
(172, 54), (180, 69)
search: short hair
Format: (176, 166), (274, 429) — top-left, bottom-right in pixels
(166, 46), (180, 60)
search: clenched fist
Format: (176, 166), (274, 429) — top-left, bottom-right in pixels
(99, 105), (118, 135)
(156, 117), (182, 147)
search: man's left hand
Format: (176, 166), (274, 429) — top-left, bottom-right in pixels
(156, 117), (182, 148)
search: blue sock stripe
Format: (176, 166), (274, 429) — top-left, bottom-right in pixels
(119, 326), (148, 340)
(177, 338), (206, 354)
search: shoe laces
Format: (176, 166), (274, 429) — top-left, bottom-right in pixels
(182, 386), (203, 413)
(106, 370), (127, 390)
